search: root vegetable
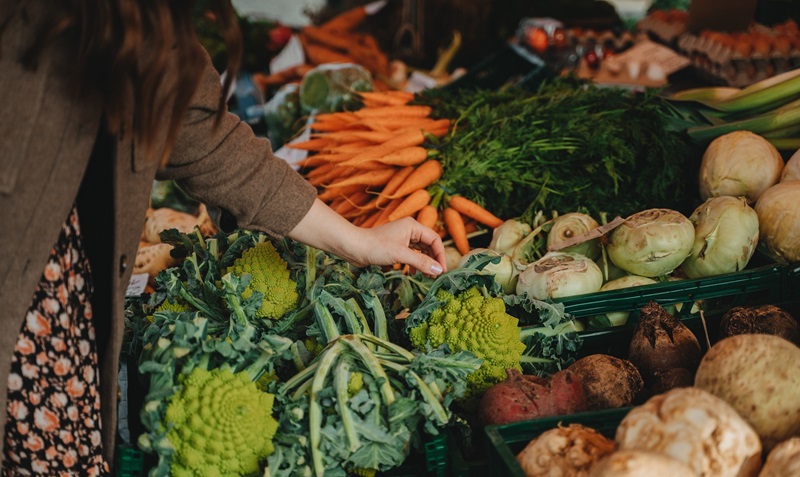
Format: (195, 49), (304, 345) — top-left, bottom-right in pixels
(589, 450), (699, 477)
(694, 334), (800, 451)
(759, 437), (800, 477)
(615, 387), (762, 477)
(754, 180), (800, 262)
(516, 424), (616, 477)
(718, 304), (799, 344)
(567, 355), (643, 410)
(627, 302), (702, 391)
(134, 243), (179, 281)
(477, 368), (588, 427)
(144, 207), (202, 243)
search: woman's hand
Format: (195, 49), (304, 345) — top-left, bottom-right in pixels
(288, 199), (447, 276)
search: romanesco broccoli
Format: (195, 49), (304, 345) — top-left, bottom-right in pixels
(147, 298), (191, 323)
(226, 241), (298, 320)
(165, 366), (279, 477)
(408, 286), (526, 397)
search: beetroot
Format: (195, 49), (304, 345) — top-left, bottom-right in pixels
(477, 368), (588, 427)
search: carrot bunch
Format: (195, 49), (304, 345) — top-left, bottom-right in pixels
(291, 91), (451, 228)
(292, 90), (506, 258)
(298, 6), (391, 89)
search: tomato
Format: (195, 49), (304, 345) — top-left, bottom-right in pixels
(526, 27), (550, 54)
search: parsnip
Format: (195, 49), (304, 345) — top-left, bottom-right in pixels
(134, 243), (178, 280)
(144, 208), (199, 243)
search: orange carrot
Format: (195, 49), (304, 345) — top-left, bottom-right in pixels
(309, 167), (357, 187)
(314, 111), (359, 124)
(349, 160), (396, 171)
(302, 41), (353, 65)
(373, 198), (404, 227)
(443, 208), (470, 255)
(322, 168), (396, 188)
(304, 162), (336, 178)
(301, 26), (356, 52)
(357, 91), (412, 106)
(464, 219), (478, 234)
(353, 105), (433, 119)
(360, 209), (383, 228)
(321, 141), (374, 154)
(338, 131), (427, 165)
(333, 191), (371, 215)
(317, 184), (365, 202)
(363, 146), (429, 167)
(388, 189), (431, 222)
(389, 160), (443, 198)
(320, 130), (395, 143)
(447, 196), (503, 228)
(376, 166), (415, 207)
(416, 205), (438, 230)
(286, 138), (331, 151)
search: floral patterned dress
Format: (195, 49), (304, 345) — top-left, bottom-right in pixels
(3, 207), (110, 476)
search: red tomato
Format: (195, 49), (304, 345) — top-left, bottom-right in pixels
(526, 27), (550, 53)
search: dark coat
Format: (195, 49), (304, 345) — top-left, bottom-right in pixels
(0, 0), (316, 467)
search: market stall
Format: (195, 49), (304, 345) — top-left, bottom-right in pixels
(122, 1), (800, 476)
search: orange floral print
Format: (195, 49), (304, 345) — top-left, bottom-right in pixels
(15, 338), (35, 355)
(3, 207), (109, 477)
(25, 312), (51, 337)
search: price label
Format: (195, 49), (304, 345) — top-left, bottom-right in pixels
(126, 273), (149, 297)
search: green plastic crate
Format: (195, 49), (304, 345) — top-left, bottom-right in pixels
(484, 407), (632, 477)
(115, 444), (144, 477)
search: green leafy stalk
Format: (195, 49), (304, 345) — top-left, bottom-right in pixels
(333, 358), (361, 452)
(309, 340), (345, 477)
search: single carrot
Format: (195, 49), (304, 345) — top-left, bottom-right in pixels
(308, 166), (357, 187)
(448, 196), (503, 228)
(388, 160), (443, 199)
(385, 90), (416, 101)
(349, 160), (397, 171)
(302, 41), (353, 65)
(322, 168), (396, 188)
(338, 130), (427, 165)
(304, 162), (336, 178)
(373, 198), (404, 227)
(358, 91), (412, 106)
(321, 141), (375, 154)
(353, 105), (433, 119)
(301, 26), (356, 52)
(319, 130), (395, 143)
(360, 209), (383, 228)
(464, 219), (478, 234)
(314, 111), (359, 124)
(416, 205), (438, 230)
(317, 184), (365, 202)
(443, 207), (470, 255)
(296, 156), (331, 169)
(375, 166), (415, 207)
(286, 138), (331, 151)
(333, 191), (371, 215)
(363, 146), (429, 167)
(359, 117), (448, 132)
(388, 189), (431, 222)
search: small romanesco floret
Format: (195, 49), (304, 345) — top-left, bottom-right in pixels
(165, 367), (279, 477)
(226, 241), (298, 320)
(147, 298), (191, 323)
(408, 286), (526, 397)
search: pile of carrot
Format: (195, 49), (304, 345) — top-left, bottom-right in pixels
(298, 6), (391, 90)
(290, 90), (505, 256)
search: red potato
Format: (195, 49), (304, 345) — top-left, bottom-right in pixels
(478, 368), (588, 427)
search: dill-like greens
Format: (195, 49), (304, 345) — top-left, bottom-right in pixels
(419, 77), (701, 220)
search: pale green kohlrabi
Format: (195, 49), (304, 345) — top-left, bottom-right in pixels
(597, 275), (658, 326)
(489, 219), (532, 255)
(607, 209), (695, 278)
(546, 212), (601, 260)
(681, 196), (759, 279)
(458, 248), (518, 294)
(516, 252), (603, 300)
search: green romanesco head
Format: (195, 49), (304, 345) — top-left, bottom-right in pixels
(227, 241), (298, 320)
(147, 298), (191, 323)
(408, 286), (525, 397)
(165, 366), (279, 477)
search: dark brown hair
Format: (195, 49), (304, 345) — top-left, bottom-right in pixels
(5, 0), (242, 164)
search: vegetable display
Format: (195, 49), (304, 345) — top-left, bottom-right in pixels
(694, 334), (800, 451)
(516, 424), (615, 477)
(615, 387), (762, 477)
